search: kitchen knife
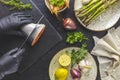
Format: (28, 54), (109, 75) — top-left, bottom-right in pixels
(17, 15), (44, 52)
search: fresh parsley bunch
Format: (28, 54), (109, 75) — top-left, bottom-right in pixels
(66, 32), (88, 44)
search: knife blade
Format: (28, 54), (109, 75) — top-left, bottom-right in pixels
(17, 16), (44, 51)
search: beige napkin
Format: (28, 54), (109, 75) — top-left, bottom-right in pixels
(91, 27), (120, 80)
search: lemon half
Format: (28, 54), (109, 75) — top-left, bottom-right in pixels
(59, 54), (71, 67)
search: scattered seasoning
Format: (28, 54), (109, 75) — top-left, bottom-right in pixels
(0, 0), (32, 10)
(66, 32), (88, 44)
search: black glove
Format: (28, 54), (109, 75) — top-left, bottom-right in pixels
(0, 12), (33, 32)
(0, 48), (25, 79)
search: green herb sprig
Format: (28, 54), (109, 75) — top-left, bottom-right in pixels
(50, 0), (66, 7)
(71, 44), (88, 66)
(66, 32), (88, 44)
(0, 0), (32, 10)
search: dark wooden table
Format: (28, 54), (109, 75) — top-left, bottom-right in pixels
(1, 0), (120, 80)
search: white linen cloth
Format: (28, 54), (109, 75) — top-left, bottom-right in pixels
(91, 27), (120, 80)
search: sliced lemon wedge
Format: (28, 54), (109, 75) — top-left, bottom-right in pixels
(83, 66), (92, 69)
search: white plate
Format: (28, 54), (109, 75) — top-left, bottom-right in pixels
(74, 0), (120, 31)
(49, 47), (97, 80)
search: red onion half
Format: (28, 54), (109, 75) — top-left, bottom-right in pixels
(70, 68), (82, 80)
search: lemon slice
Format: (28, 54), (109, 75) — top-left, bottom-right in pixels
(59, 54), (71, 67)
(84, 66), (92, 69)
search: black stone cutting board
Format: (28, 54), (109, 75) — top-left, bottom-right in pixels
(0, 0), (62, 73)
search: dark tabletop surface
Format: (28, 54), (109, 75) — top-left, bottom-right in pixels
(1, 0), (120, 80)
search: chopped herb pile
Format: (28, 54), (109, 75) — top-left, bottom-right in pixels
(70, 44), (88, 66)
(0, 0), (32, 10)
(66, 32), (88, 44)
(50, 0), (66, 7)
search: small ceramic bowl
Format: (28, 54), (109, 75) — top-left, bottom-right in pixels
(44, 0), (69, 12)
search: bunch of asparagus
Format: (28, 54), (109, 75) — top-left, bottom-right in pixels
(75, 0), (118, 25)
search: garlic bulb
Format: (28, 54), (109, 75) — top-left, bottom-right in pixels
(79, 60), (88, 68)
(82, 0), (91, 5)
(63, 18), (77, 30)
(79, 60), (92, 72)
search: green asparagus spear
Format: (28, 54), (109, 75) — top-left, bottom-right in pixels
(80, 0), (99, 11)
(85, 5), (106, 23)
(80, 0), (103, 17)
(77, 3), (95, 16)
(86, 9), (105, 25)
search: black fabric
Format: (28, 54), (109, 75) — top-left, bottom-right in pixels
(0, 12), (33, 32)
(0, 48), (24, 80)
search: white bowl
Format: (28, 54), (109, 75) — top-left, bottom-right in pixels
(45, 0), (69, 12)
